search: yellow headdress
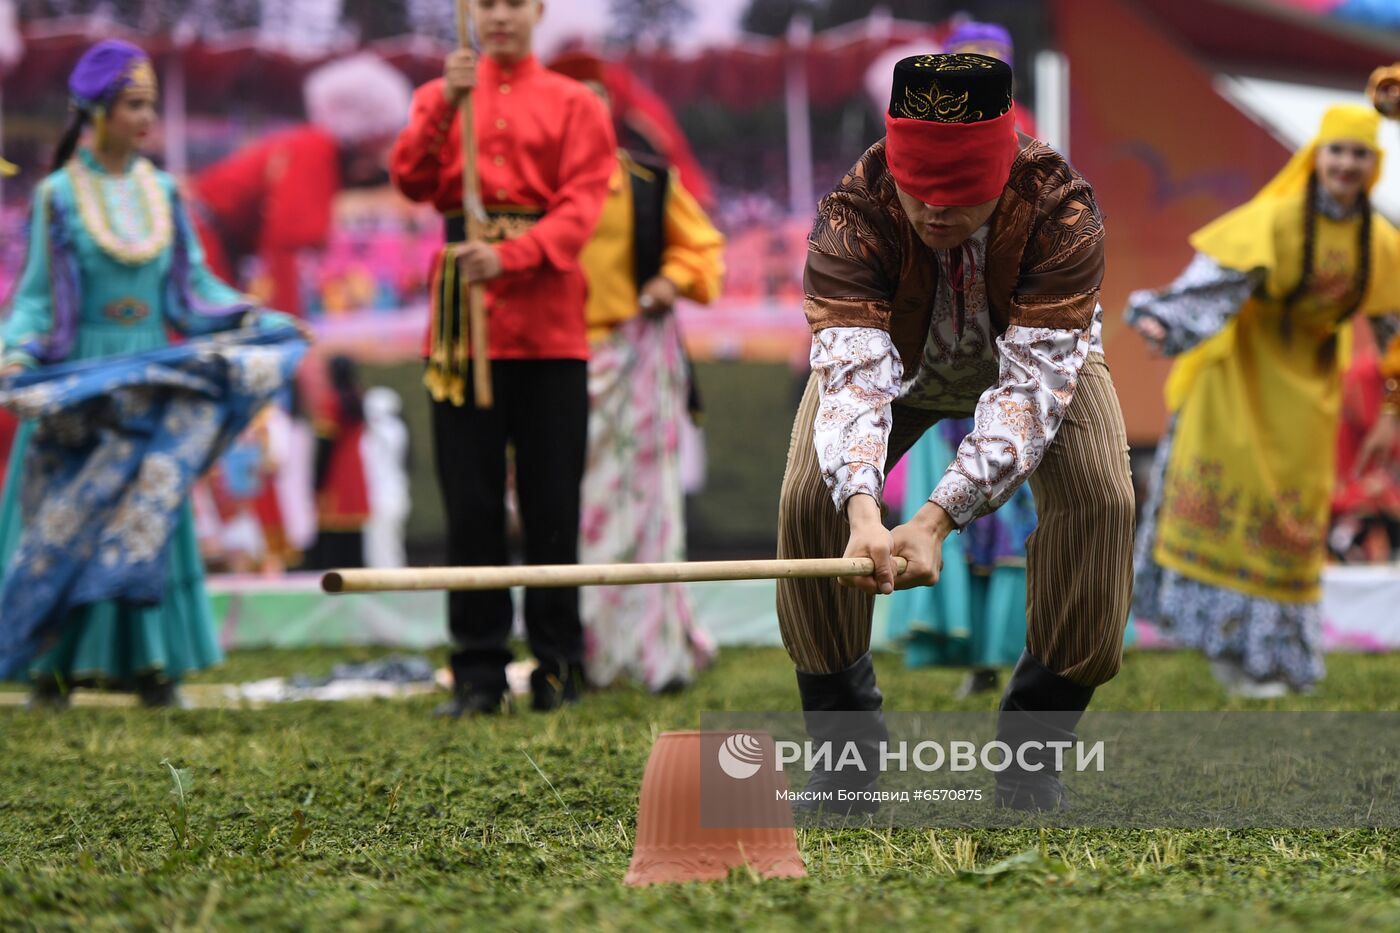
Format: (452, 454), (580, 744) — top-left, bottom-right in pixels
(1256, 103), (1382, 202)
(1190, 104), (1384, 269)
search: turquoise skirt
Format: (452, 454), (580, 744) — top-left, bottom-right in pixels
(887, 425), (1029, 668)
(0, 421), (224, 685)
(886, 518), (1029, 669)
(887, 420), (1134, 669)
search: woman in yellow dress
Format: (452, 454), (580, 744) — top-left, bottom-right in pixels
(1129, 104), (1400, 696)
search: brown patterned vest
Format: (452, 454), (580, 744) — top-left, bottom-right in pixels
(803, 136), (1105, 378)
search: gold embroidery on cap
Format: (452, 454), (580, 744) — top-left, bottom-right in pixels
(901, 82), (980, 123)
(125, 59), (158, 93)
(910, 53), (997, 72)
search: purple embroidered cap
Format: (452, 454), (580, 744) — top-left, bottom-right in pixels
(68, 39), (152, 112)
(943, 21), (1014, 59)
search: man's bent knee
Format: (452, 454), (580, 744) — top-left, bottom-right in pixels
(1056, 640), (1124, 688)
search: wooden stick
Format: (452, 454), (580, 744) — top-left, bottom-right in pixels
(456, 0), (493, 408)
(323, 557), (910, 594)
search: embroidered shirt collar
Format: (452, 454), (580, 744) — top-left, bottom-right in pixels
(1316, 185), (1363, 221)
(934, 222), (991, 265)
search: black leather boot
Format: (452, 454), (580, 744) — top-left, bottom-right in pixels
(136, 673), (187, 709)
(994, 651), (1095, 811)
(26, 675), (70, 711)
(792, 652), (889, 817)
(433, 688), (507, 718)
(435, 665), (509, 719)
(530, 658), (584, 712)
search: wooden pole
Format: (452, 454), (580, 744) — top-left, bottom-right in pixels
(456, 0), (493, 408)
(323, 557), (910, 594)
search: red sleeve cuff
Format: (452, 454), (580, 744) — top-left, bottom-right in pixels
(495, 237), (542, 274)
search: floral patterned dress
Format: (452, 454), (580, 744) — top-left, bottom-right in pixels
(578, 314), (717, 690)
(0, 149), (255, 684)
(575, 158), (724, 692)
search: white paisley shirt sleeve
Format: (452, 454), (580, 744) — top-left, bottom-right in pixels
(1123, 252), (1256, 357)
(928, 322), (1093, 527)
(810, 326), (903, 511)
(811, 320), (1092, 525)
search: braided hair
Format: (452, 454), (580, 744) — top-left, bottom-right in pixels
(50, 109), (88, 173)
(1280, 171), (1373, 342)
(1345, 189), (1374, 323)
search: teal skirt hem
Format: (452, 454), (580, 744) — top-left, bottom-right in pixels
(893, 562), (1029, 669)
(2, 421), (223, 684)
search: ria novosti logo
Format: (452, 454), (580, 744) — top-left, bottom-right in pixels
(714, 732), (1106, 780)
(716, 732), (765, 779)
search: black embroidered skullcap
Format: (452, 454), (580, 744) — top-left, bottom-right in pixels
(888, 53), (1013, 125)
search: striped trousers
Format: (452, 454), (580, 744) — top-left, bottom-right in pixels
(776, 353), (1135, 687)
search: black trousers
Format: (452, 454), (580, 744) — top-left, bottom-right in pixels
(431, 359), (588, 696)
(303, 531), (364, 571)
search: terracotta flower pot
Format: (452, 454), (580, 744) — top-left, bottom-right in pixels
(624, 730), (806, 886)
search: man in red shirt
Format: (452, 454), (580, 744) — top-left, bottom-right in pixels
(390, 0), (616, 718)
(192, 54), (412, 317)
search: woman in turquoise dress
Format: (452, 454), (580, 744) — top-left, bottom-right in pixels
(0, 40), (286, 708)
(885, 419), (1036, 696)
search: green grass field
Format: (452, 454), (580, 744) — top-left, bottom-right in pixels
(2, 647), (1398, 931)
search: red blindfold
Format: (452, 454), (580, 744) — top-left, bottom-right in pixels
(883, 107), (1019, 207)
